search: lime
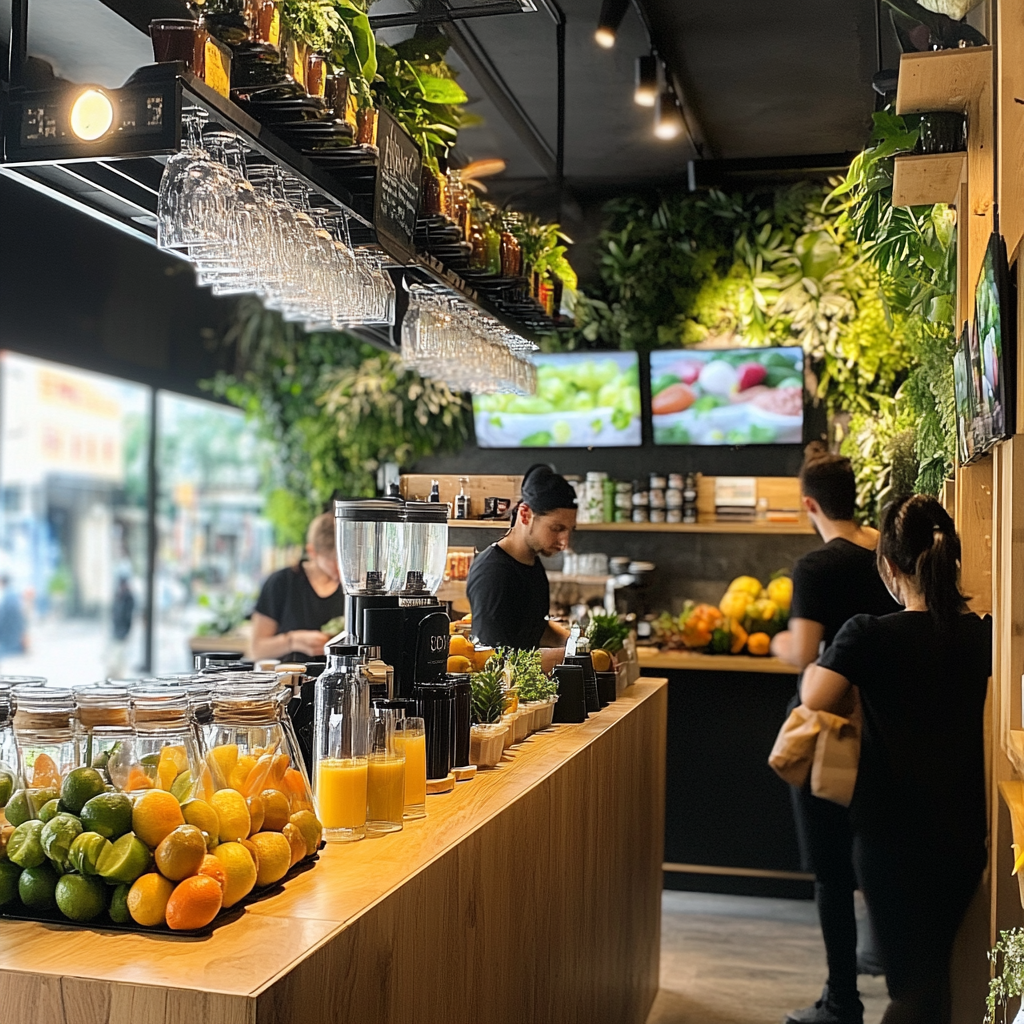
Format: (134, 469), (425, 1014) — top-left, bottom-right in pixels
(170, 769), (194, 803)
(55, 873), (108, 922)
(140, 753), (160, 768)
(97, 833), (152, 885)
(0, 769), (14, 807)
(68, 831), (111, 875)
(60, 767), (106, 815)
(80, 792), (133, 839)
(109, 882), (131, 924)
(18, 862), (58, 910)
(8, 820), (46, 868)
(40, 813), (83, 871)
(37, 799), (61, 824)
(0, 859), (20, 905)
(5, 787), (59, 827)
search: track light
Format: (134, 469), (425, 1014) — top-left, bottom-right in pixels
(69, 88), (114, 142)
(654, 89), (685, 140)
(595, 0), (629, 48)
(634, 55), (658, 107)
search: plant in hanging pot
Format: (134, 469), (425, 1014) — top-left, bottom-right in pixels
(470, 666), (507, 769)
(987, 928), (1024, 1023)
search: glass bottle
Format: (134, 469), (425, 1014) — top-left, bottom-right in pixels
(468, 211), (488, 270)
(484, 213), (502, 275)
(500, 215), (522, 278)
(421, 163), (444, 218)
(12, 685), (79, 789)
(455, 477), (470, 520)
(73, 683), (132, 772)
(314, 652), (371, 842)
(365, 706), (405, 835)
(446, 169), (471, 239)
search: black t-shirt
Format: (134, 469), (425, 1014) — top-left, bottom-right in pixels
(790, 537), (900, 649)
(254, 564), (345, 635)
(819, 611), (991, 848)
(466, 543), (550, 650)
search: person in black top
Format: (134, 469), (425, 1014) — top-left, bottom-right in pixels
(773, 444), (899, 1024)
(251, 512), (345, 660)
(466, 464), (576, 674)
(803, 495), (990, 1024)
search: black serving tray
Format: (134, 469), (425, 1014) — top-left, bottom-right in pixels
(0, 850), (320, 937)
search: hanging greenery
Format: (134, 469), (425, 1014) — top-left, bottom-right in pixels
(207, 299), (470, 545)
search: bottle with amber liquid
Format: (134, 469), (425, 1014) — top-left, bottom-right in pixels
(421, 163), (444, 218)
(447, 169), (471, 240)
(468, 210), (488, 270)
(483, 211), (502, 275)
(500, 214), (522, 278)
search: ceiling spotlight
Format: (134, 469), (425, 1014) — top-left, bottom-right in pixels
(595, 0), (629, 48)
(69, 88), (114, 142)
(654, 89), (685, 140)
(634, 55), (658, 107)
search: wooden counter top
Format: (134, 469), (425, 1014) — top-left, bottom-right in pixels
(638, 646), (799, 675)
(0, 680), (668, 1024)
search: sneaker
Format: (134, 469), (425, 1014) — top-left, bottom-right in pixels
(856, 953), (884, 977)
(784, 985), (864, 1024)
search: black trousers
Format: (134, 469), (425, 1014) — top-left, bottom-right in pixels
(852, 834), (984, 1024)
(791, 779), (860, 1005)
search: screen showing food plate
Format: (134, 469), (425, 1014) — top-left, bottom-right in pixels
(650, 347), (804, 446)
(955, 231), (1014, 464)
(472, 352), (642, 448)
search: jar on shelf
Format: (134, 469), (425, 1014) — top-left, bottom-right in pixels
(73, 683), (132, 773)
(12, 685), (78, 790)
(204, 680), (314, 813)
(0, 683), (17, 814)
(113, 686), (205, 800)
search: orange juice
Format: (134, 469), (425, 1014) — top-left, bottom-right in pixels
(366, 756), (405, 833)
(316, 757), (368, 834)
(395, 731), (427, 808)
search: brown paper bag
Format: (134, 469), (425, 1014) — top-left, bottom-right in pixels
(768, 705), (822, 789)
(810, 707), (861, 807)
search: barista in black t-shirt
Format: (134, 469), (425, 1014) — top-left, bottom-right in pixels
(466, 464), (576, 674)
(774, 444), (898, 1024)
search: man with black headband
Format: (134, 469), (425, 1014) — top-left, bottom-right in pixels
(466, 464), (576, 673)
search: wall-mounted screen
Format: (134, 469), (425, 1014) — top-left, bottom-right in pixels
(472, 351), (641, 448)
(650, 347), (804, 446)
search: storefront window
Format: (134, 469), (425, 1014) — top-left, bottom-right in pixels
(0, 352), (150, 684)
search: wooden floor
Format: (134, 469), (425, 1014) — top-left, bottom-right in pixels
(646, 892), (888, 1024)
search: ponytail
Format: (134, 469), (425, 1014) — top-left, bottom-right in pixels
(879, 495), (967, 631)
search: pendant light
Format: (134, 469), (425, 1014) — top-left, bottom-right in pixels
(654, 89), (684, 140)
(595, 0), (629, 48)
(634, 55), (658, 107)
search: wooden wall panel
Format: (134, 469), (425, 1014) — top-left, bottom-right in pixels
(955, 456), (994, 614)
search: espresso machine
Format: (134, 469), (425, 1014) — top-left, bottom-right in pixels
(336, 498), (450, 699)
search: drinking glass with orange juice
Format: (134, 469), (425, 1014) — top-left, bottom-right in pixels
(395, 717), (426, 820)
(365, 707), (405, 836)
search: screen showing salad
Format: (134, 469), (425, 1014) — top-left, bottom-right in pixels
(650, 347), (804, 446)
(472, 352), (641, 448)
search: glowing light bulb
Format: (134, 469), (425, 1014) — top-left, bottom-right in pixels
(70, 89), (114, 142)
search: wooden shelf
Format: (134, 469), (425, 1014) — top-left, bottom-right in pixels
(893, 152), (966, 208)
(637, 647), (799, 675)
(895, 45), (993, 115)
(448, 519), (814, 536)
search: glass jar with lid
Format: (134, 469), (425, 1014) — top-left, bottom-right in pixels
(204, 679), (314, 813)
(110, 686), (204, 800)
(12, 685), (79, 790)
(0, 683), (17, 815)
(73, 682), (132, 773)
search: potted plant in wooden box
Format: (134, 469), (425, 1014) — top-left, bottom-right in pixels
(470, 665), (507, 769)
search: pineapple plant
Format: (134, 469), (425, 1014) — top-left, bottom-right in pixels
(471, 665), (506, 725)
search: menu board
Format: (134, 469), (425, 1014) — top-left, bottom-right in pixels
(373, 109), (422, 259)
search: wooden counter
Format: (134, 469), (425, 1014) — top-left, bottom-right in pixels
(637, 646), (799, 675)
(0, 680), (668, 1024)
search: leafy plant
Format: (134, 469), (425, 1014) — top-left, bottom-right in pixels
(195, 591), (255, 637)
(471, 665), (506, 725)
(987, 927), (1024, 1023)
(493, 647), (556, 702)
(510, 214), (577, 290)
(586, 612), (630, 655)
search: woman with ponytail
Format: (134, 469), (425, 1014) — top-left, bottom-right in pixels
(801, 495), (991, 1024)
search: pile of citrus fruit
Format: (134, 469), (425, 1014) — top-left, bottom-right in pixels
(446, 628), (495, 675)
(0, 749), (321, 931)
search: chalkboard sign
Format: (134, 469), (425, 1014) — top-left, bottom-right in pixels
(374, 108), (422, 259)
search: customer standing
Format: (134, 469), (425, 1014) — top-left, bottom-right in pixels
(773, 443), (898, 1024)
(801, 495), (989, 1024)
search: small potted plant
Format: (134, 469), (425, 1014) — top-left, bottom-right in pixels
(470, 666), (507, 769)
(987, 928), (1024, 1023)
(509, 647), (557, 731)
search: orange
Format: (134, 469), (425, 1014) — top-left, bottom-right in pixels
(154, 824), (207, 881)
(590, 648), (612, 673)
(247, 794), (265, 835)
(281, 769), (312, 811)
(132, 790), (185, 849)
(31, 754), (61, 790)
(211, 842), (257, 908)
(447, 634), (473, 658)
(126, 872), (174, 927)
(446, 655), (472, 674)
(288, 810), (322, 858)
(248, 831), (291, 887)
(281, 823), (305, 867)
(197, 853), (226, 894)
(125, 765), (154, 792)
(260, 789), (290, 832)
(747, 632), (771, 657)
(165, 874), (223, 931)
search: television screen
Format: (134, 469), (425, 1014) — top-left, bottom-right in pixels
(472, 351), (641, 448)
(650, 347), (804, 446)
(957, 231), (1015, 463)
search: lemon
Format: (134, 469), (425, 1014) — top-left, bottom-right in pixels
(40, 813), (83, 871)
(69, 832), (111, 875)
(154, 824), (207, 881)
(206, 744), (238, 789)
(247, 794), (265, 835)
(228, 755), (257, 794)
(126, 872), (174, 927)
(55, 873), (108, 922)
(80, 792), (133, 839)
(211, 842), (257, 908)
(60, 767), (106, 815)
(288, 810), (322, 858)
(260, 789), (290, 832)
(97, 833), (153, 885)
(181, 798), (220, 848)
(18, 863), (58, 910)
(248, 831), (291, 887)
(210, 789), (250, 843)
